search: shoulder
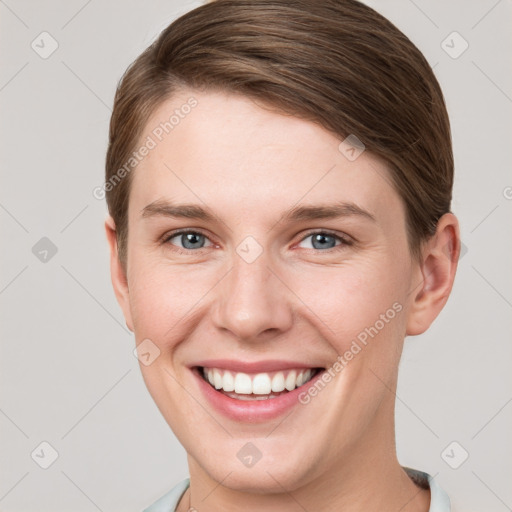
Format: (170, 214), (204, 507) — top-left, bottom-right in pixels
(403, 467), (451, 512)
(142, 478), (190, 512)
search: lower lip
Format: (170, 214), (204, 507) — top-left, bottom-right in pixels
(192, 367), (324, 422)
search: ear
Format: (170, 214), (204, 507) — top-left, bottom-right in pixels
(406, 213), (460, 336)
(105, 215), (134, 332)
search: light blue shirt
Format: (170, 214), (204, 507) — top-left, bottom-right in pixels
(142, 467), (450, 511)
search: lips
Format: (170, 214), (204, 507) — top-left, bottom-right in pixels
(190, 360), (325, 422)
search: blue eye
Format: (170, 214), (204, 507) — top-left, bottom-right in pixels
(298, 231), (349, 251)
(164, 230), (213, 251)
(162, 229), (351, 254)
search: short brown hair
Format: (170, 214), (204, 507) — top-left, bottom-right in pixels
(105, 0), (453, 270)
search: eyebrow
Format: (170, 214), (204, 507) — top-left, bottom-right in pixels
(141, 199), (376, 223)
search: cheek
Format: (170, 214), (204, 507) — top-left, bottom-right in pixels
(290, 255), (409, 358)
(127, 259), (215, 345)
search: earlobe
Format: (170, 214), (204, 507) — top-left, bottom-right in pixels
(406, 213), (460, 336)
(104, 215), (134, 332)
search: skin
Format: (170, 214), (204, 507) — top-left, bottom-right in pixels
(105, 89), (460, 512)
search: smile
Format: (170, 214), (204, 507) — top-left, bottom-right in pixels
(201, 367), (320, 400)
(190, 359), (326, 421)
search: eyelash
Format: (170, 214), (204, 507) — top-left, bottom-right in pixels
(161, 228), (353, 254)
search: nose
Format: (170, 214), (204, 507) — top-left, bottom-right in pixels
(211, 246), (294, 343)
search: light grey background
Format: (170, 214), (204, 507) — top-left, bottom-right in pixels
(1, 1), (511, 511)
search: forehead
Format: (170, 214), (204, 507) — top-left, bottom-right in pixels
(128, 89), (404, 227)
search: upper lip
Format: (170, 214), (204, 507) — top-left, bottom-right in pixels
(191, 359), (322, 373)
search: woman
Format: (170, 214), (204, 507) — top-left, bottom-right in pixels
(104, 1), (460, 510)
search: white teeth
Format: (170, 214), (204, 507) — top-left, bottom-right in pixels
(213, 369), (223, 389)
(222, 370), (235, 392)
(234, 373), (252, 394)
(202, 367), (316, 395)
(285, 370), (297, 391)
(271, 372), (285, 392)
(252, 373), (272, 394)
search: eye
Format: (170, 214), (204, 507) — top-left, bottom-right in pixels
(161, 229), (352, 254)
(297, 230), (352, 251)
(163, 230), (214, 252)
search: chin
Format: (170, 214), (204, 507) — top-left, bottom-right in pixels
(192, 443), (319, 494)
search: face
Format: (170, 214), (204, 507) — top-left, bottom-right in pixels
(107, 88), (454, 493)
